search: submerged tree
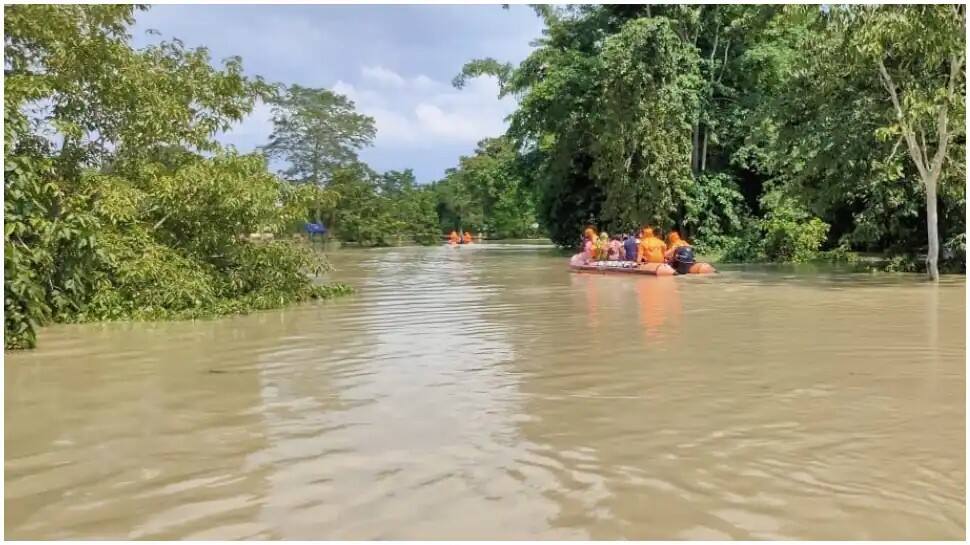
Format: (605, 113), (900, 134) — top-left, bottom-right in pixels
(845, 5), (966, 280)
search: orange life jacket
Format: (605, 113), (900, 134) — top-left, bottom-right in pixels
(638, 229), (667, 263)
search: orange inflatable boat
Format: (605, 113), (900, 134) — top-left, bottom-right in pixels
(569, 256), (716, 276)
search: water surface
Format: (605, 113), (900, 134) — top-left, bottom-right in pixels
(5, 243), (965, 539)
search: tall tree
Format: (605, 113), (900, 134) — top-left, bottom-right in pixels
(263, 85), (376, 185)
(845, 5), (966, 280)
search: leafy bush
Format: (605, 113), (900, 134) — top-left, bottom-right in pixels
(709, 231), (767, 263)
(681, 173), (750, 249)
(762, 215), (829, 263)
(941, 233), (966, 274)
(817, 246), (860, 263)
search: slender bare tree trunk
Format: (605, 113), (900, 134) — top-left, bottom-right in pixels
(925, 179), (940, 280)
(700, 127), (709, 172)
(877, 55), (961, 281)
(691, 121), (700, 174)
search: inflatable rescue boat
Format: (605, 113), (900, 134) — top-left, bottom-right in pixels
(569, 256), (715, 276)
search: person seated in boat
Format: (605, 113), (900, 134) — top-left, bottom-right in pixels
(448, 230), (460, 245)
(591, 231), (608, 261)
(607, 234), (624, 261)
(623, 231), (638, 263)
(462, 231), (473, 244)
(669, 244), (697, 275)
(664, 231), (689, 260)
(663, 231), (716, 274)
(581, 227), (597, 262)
(637, 227), (667, 264)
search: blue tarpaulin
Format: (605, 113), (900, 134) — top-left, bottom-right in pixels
(305, 223), (326, 234)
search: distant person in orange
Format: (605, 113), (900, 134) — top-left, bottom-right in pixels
(636, 227), (667, 263)
(448, 230), (459, 245)
(462, 231), (473, 244)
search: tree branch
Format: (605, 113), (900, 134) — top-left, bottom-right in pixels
(717, 40), (731, 83)
(878, 58), (928, 178)
(153, 212), (171, 230)
(919, 128), (930, 171)
(928, 53), (963, 183)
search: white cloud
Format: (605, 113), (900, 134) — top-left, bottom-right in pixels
(333, 69), (513, 149)
(368, 106), (419, 145)
(332, 79), (388, 109)
(218, 99), (275, 151)
(361, 65), (406, 87)
(412, 74), (437, 90)
(217, 67), (514, 167)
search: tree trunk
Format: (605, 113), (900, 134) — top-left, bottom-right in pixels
(877, 56), (961, 281)
(691, 121), (700, 174)
(925, 178), (940, 281)
(700, 126), (709, 172)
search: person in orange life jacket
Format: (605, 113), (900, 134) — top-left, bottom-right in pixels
(665, 231), (697, 274)
(637, 227), (667, 263)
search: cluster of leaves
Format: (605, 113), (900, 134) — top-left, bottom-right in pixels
(326, 165), (440, 246)
(5, 5), (351, 349)
(455, 6), (767, 247)
(704, 191), (830, 263)
(433, 137), (541, 239)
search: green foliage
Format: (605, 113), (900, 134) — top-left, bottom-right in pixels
(679, 173), (749, 249)
(456, 4), (964, 271)
(259, 84), (440, 247)
(4, 5), (351, 349)
(435, 137), (540, 239)
(319, 165), (440, 247)
(594, 16), (702, 228)
(753, 5), (966, 277)
(762, 215), (829, 263)
(883, 254), (922, 273)
(715, 229), (766, 263)
(263, 85), (376, 185)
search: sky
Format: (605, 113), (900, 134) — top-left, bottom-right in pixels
(130, 5), (544, 183)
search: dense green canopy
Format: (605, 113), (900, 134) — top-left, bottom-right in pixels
(455, 5), (965, 275)
(4, 5), (350, 349)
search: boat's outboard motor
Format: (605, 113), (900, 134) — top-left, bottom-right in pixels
(672, 246), (696, 275)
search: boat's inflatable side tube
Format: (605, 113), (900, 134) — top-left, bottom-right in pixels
(569, 254), (715, 275)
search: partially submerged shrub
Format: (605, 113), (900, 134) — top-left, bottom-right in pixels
(762, 215), (829, 263)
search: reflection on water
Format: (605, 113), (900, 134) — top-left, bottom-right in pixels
(5, 243), (966, 539)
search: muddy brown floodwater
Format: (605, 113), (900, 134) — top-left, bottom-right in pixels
(5, 242), (966, 539)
